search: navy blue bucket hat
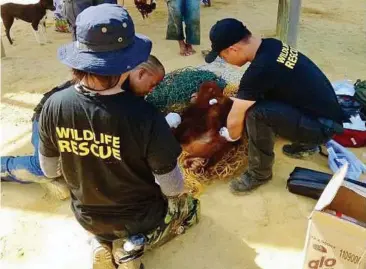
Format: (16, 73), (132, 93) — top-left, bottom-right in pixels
(58, 4), (152, 76)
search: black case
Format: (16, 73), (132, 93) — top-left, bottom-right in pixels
(286, 167), (366, 200)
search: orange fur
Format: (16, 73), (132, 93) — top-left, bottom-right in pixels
(173, 81), (239, 168)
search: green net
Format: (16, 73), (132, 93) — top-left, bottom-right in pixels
(146, 67), (227, 113)
(145, 67), (247, 196)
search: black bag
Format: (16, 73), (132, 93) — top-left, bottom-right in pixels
(286, 167), (366, 200)
(287, 167), (332, 199)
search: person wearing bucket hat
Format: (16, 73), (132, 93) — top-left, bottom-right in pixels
(38, 4), (199, 269)
(205, 18), (346, 194)
(0, 55), (167, 202)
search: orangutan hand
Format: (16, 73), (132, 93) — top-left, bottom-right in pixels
(183, 157), (208, 171)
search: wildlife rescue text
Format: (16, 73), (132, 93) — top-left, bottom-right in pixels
(56, 127), (121, 160)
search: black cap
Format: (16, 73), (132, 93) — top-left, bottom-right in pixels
(205, 18), (250, 63)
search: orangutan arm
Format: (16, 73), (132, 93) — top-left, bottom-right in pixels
(226, 97), (255, 140)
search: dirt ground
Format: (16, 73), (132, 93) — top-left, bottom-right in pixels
(1, 0), (365, 268)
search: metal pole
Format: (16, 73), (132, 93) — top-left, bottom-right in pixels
(276, 0), (288, 40)
(276, 0), (302, 48)
(287, 0), (302, 48)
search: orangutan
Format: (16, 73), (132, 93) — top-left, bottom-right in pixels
(173, 81), (240, 170)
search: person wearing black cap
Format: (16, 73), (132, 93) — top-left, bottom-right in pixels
(0, 55), (167, 202)
(38, 4), (199, 269)
(205, 18), (345, 194)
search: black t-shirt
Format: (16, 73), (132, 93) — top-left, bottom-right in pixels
(32, 78), (133, 121)
(38, 85), (182, 236)
(32, 81), (74, 121)
(237, 38), (345, 123)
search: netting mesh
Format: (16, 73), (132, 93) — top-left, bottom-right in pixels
(147, 68), (248, 196)
(146, 67), (227, 113)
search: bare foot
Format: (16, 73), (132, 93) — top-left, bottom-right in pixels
(178, 40), (189, 56)
(186, 44), (196, 56)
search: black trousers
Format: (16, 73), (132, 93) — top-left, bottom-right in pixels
(245, 101), (338, 179)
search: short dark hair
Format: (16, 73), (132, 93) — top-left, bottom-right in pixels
(136, 55), (165, 76)
(72, 69), (121, 90)
(240, 29), (252, 43)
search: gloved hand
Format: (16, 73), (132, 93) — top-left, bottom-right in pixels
(219, 127), (240, 142)
(165, 113), (181, 128)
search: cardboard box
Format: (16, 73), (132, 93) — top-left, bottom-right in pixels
(302, 164), (366, 269)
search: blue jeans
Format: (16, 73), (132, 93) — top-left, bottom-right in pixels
(1, 121), (45, 183)
(165, 0), (200, 45)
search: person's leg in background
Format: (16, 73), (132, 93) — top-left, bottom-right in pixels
(183, 0), (200, 55)
(1, 120), (70, 200)
(165, 0), (191, 56)
(54, 0), (71, 33)
(230, 101), (342, 194)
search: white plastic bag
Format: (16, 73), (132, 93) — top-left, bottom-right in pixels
(343, 114), (366, 131)
(326, 139), (366, 180)
(331, 79), (355, 96)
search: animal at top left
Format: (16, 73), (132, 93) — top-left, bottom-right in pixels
(1, 0), (55, 45)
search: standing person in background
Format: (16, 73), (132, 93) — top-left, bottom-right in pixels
(62, 0), (117, 40)
(38, 5), (199, 269)
(54, 0), (71, 33)
(165, 0), (200, 56)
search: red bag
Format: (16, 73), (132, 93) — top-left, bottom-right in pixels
(333, 128), (366, 147)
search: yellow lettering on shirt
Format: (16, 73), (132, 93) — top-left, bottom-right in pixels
(104, 134), (112, 145)
(99, 146), (112, 159)
(276, 43), (289, 63)
(112, 148), (121, 160)
(113, 137), (120, 148)
(276, 42), (299, 70)
(83, 130), (94, 140)
(56, 127), (70, 139)
(73, 129), (83, 141)
(58, 140), (72, 152)
(78, 142), (90, 156)
(70, 140), (79, 155)
(90, 144), (100, 157)
(56, 127), (121, 161)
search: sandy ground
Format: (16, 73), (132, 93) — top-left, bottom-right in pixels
(1, 0), (366, 268)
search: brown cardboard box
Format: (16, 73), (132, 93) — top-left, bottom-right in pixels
(302, 164), (366, 269)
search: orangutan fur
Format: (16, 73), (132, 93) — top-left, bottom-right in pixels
(173, 81), (239, 169)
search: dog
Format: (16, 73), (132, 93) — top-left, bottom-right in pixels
(1, 0), (55, 45)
